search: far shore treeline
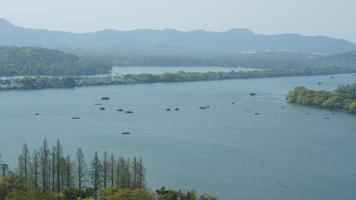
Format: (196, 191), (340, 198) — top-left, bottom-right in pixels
(287, 83), (356, 113)
(1, 46), (356, 77)
(0, 139), (218, 200)
(1, 67), (356, 91)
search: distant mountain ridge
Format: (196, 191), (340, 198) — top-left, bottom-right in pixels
(0, 18), (356, 55)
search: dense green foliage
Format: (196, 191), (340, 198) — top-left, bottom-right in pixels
(4, 188), (217, 200)
(1, 67), (355, 91)
(287, 83), (356, 113)
(0, 140), (217, 200)
(0, 46), (111, 76)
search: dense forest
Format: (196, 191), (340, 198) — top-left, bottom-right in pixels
(0, 139), (217, 200)
(0, 46), (112, 76)
(287, 83), (356, 113)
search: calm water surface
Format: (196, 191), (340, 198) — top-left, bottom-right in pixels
(0, 73), (355, 200)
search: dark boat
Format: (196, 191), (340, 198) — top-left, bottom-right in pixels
(72, 117), (80, 119)
(116, 109), (124, 112)
(175, 108), (179, 111)
(166, 108), (171, 111)
(94, 103), (101, 106)
(250, 93), (256, 96)
(199, 105), (210, 110)
(125, 110), (133, 114)
(35, 113), (39, 116)
(101, 97), (110, 100)
(324, 117), (330, 120)
(100, 107), (106, 111)
(231, 102), (235, 104)
(254, 112), (259, 115)
(317, 82), (322, 85)
(121, 131), (131, 135)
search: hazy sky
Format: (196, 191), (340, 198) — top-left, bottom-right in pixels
(1, 0), (356, 42)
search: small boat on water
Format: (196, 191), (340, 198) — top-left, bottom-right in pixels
(125, 110), (133, 114)
(116, 109), (124, 112)
(199, 106), (210, 110)
(254, 112), (259, 115)
(72, 117), (80, 120)
(121, 131), (131, 135)
(94, 103), (101, 106)
(101, 97), (110, 100)
(175, 108), (179, 111)
(35, 113), (39, 116)
(317, 82), (322, 85)
(231, 102), (235, 104)
(166, 108), (171, 111)
(100, 107), (106, 111)
(250, 93), (256, 96)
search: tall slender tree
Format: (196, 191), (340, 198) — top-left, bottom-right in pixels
(75, 148), (86, 191)
(55, 140), (63, 192)
(40, 139), (49, 192)
(51, 149), (55, 192)
(64, 155), (73, 188)
(17, 143), (30, 188)
(110, 154), (115, 188)
(102, 151), (108, 188)
(31, 150), (40, 189)
(137, 158), (146, 188)
(90, 151), (102, 198)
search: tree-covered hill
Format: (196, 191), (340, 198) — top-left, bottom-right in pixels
(0, 46), (111, 76)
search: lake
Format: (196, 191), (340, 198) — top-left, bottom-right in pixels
(0, 73), (355, 200)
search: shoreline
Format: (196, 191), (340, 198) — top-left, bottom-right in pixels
(1, 68), (356, 92)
